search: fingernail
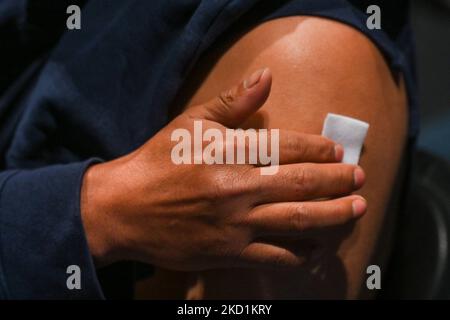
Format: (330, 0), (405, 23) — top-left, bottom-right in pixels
(352, 197), (367, 217)
(353, 167), (365, 189)
(244, 68), (267, 89)
(334, 144), (344, 162)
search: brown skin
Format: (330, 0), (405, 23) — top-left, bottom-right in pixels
(136, 16), (408, 299)
(81, 67), (367, 273)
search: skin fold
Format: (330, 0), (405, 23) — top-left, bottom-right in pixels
(135, 16), (408, 299)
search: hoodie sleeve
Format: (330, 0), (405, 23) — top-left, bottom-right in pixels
(0, 159), (104, 299)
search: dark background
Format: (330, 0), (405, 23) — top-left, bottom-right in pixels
(412, 0), (450, 160)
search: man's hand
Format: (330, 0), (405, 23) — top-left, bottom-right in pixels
(80, 68), (366, 270)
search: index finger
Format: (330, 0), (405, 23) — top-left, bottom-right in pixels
(275, 130), (343, 165)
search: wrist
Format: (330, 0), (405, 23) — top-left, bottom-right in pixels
(80, 160), (127, 267)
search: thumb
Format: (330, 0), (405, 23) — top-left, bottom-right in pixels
(186, 68), (272, 128)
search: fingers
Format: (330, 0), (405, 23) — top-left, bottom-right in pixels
(234, 242), (310, 268)
(249, 163), (365, 203)
(197, 129), (341, 166)
(247, 195), (367, 237)
(276, 130), (343, 164)
(185, 68), (272, 128)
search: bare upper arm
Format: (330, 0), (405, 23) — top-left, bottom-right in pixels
(140, 16), (409, 299)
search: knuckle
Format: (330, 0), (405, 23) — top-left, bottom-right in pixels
(295, 138), (308, 158)
(211, 172), (232, 200)
(286, 133), (303, 154)
(291, 204), (310, 232)
(322, 139), (336, 160)
(218, 89), (236, 109)
(293, 166), (312, 195)
(202, 171), (231, 204)
(249, 172), (265, 196)
(303, 135), (333, 161)
(203, 182), (222, 206)
(211, 170), (248, 200)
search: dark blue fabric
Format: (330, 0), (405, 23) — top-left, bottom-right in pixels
(0, 0), (417, 299)
(0, 159), (104, 299)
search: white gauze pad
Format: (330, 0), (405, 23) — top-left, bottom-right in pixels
(321, 113), (369, 164)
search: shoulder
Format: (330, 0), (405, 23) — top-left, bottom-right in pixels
(179, 15), (404, 130)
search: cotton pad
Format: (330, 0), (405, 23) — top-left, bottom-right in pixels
(321, 113), (369, 164)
